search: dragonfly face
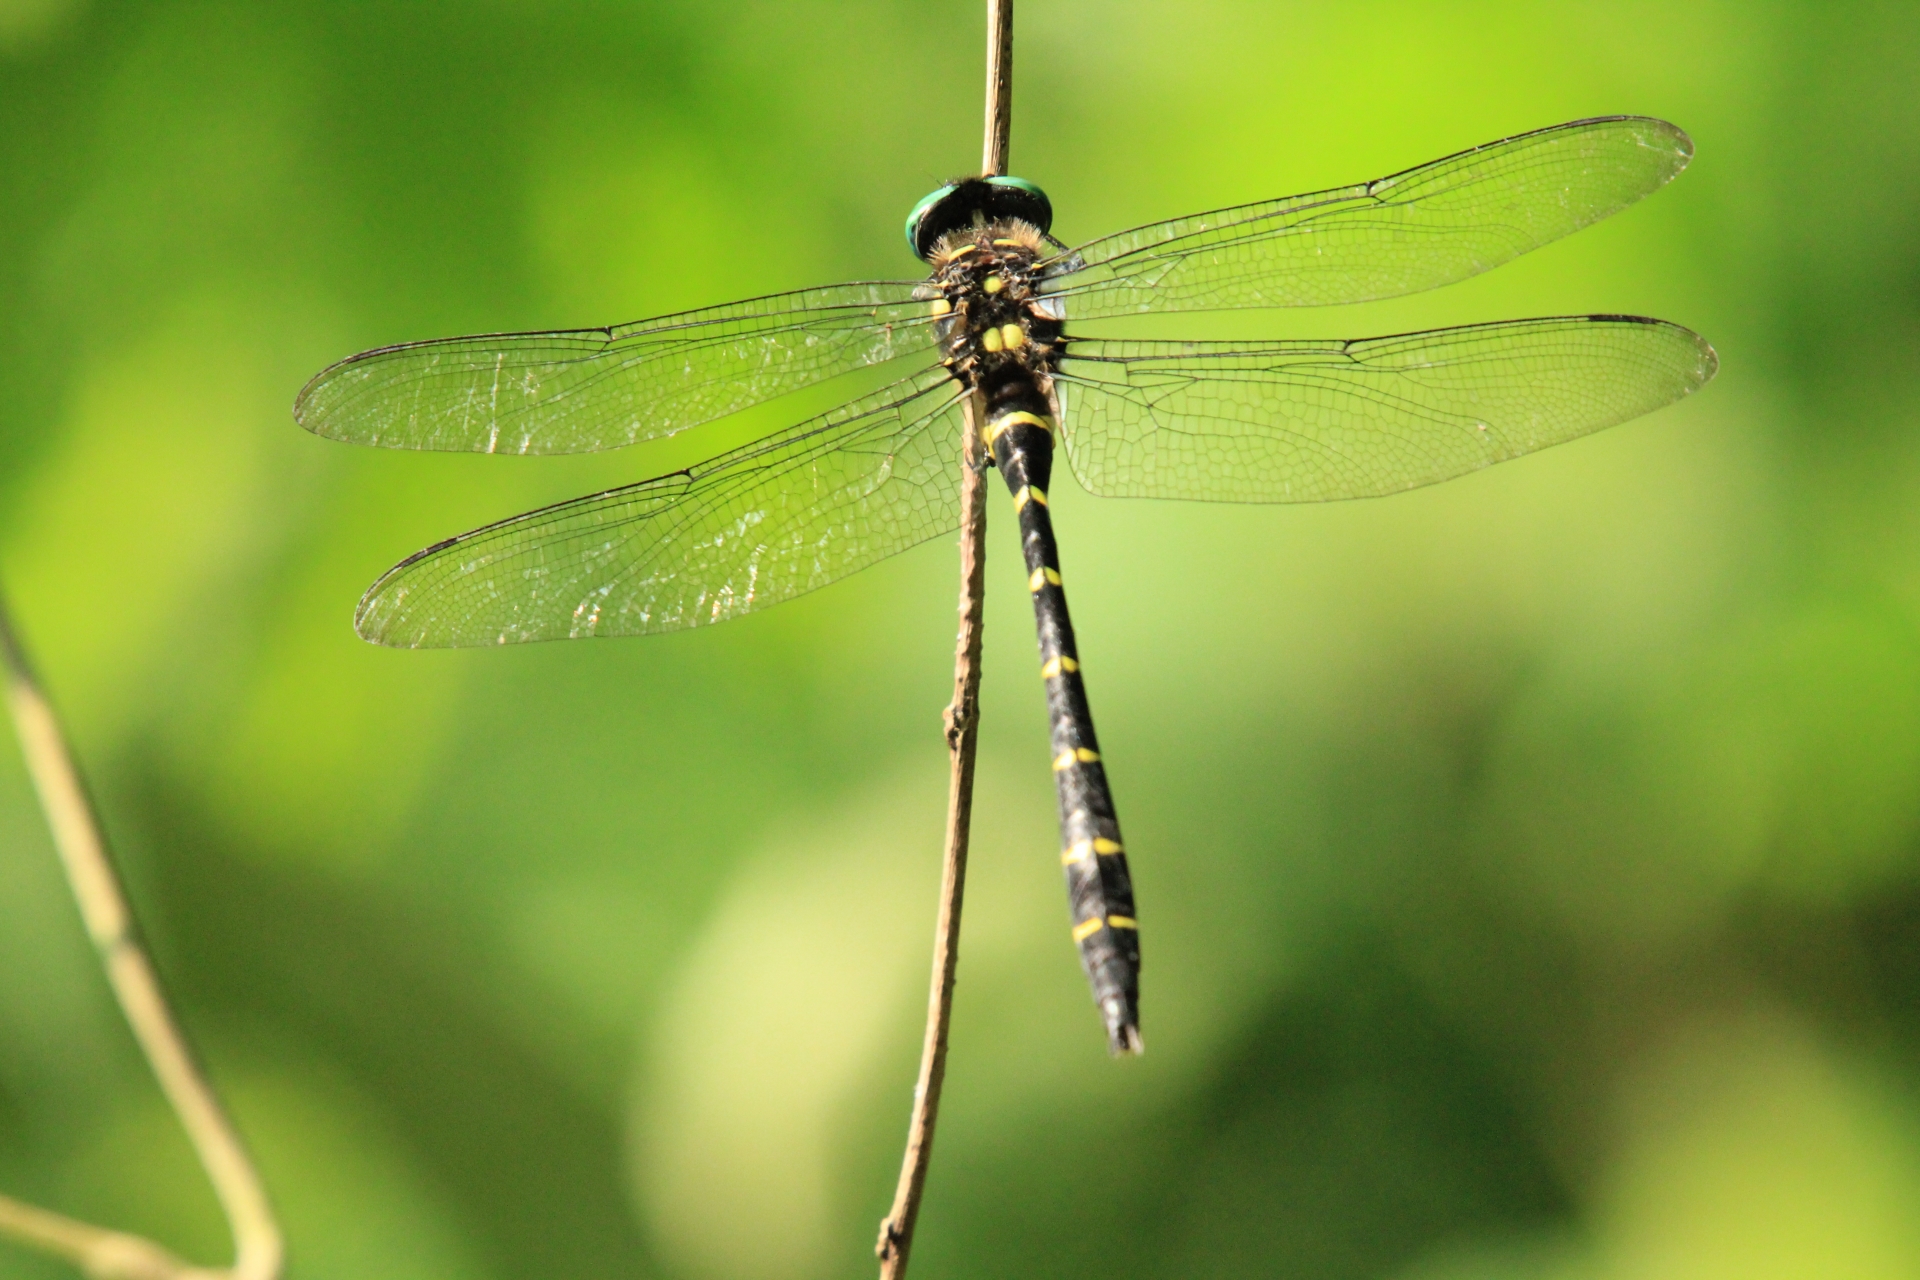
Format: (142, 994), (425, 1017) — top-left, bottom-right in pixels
(298, 116), (1719, 1053)
(905, 174), (1053, 260)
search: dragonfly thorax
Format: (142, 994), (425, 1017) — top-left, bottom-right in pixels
(922, 221), (1066, 396)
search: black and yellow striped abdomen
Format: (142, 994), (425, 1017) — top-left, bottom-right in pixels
(985, 386), (1142, 1054)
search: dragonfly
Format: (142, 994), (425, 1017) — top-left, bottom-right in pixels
(297, 116), (1717, 1055)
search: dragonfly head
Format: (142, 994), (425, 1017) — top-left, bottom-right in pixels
(906, 175), (1052, 261)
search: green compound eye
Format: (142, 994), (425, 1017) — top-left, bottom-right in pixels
(904, 177), (1054, 261)
(905, 184), (958, 257)
(985, 175), (1046, 201)
(982, 177), (1052, 247)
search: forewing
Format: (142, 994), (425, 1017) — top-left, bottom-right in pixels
(1055, 317), (1716, 503)
(296, 282), (937, 454)
(1042, 117), (1692, 317)
(356, 367), (964, 646)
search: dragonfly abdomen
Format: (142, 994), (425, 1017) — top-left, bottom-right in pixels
(985, 380), (1142, 1055)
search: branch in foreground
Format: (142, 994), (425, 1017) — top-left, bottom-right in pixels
(0, 599), (283, 1280)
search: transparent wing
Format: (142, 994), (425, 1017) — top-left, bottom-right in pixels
(1054, 316), (1716, 503)
(296, 282), (939, 455)
(357, 367), (965, 646)
(1041, 117), (1692, 317)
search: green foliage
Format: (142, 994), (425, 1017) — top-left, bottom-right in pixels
(3, 1), (1919, 1277)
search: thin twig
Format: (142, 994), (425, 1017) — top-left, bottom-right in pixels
(0, 598), (283, 1280)
(875, 394), (990, 1277)
(982, 0), (1013, 177)
(0, 1193), (218, 1280)
(874, 4), (1012, 1274)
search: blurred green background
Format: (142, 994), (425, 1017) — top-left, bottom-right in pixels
(3, 1), (1919, 1277)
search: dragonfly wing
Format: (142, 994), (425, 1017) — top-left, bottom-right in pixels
(296, 281), (938, 455)
(357, 367), (965, 646)
(1041, 117), (1692, 317)
(1054, 317), (1716, 503)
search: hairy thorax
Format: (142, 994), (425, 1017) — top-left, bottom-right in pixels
(915, 219), (1067, 396)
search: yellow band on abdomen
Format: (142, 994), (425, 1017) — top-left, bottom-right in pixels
(985, 411), (1054, 446)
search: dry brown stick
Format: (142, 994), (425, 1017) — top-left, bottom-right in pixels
(875, 393), (990, 1277)
(874, 5), (1012, 1274)
(0, 600), (283, 1280)
(982, 0), (1013, 176)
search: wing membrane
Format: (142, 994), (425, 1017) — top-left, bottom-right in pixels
(1042, 117), (1692, 317)
(1055, 317), (1716, 503)
(297, 282), (938, 455)
(357, 367), (964, 646)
